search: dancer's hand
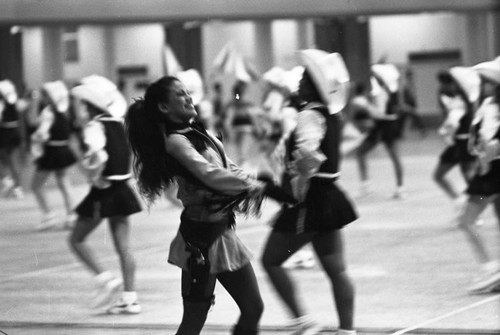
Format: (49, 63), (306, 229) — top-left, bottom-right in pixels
(290, 175), (310, 203)
(478, 139), (500, 175)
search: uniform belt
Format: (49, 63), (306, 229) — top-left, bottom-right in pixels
(312, 172), (340, 180)
(105, 173), (132, 181)
(0, 121), (19, 128)
(47, 140), (70, 146)
(454, 134), (470, 140)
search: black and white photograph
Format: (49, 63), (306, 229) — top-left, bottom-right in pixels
(0, 1), (499, 334)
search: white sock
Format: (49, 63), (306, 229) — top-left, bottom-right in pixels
(338, 329), (357, 335)
(95, 271), (114, 285)
(122, 291), (137, 304)
(290, 315), (314, 325)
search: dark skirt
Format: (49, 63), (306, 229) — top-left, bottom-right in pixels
(439, 139), (476, 165)
(467, 160), (500, 196)
(364, 119), (402, 145)
(75, 181), (142, 219)
(36, 145), (77, 170)
(272, 178), (358, 234)
(0, 128), (22, 150)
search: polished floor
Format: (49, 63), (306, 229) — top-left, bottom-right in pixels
(0, 130), (499, 334)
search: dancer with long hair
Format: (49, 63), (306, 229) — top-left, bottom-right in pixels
(125, 76), (270, 335)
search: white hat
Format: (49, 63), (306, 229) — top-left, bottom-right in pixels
(473, 56), (500, 84)
(71, 84), (112, 114)
(80, 75), (127, 118)
(176, 69), (204, 105)
(262, 66), (304, 94)
(449, 66), (481, 103)
(371, 64), (400, 93)
(0, 80), (18, 104)
(42, 80), (69, 113)
(263, 67), (287, 88)
(297, 49), (350, 114)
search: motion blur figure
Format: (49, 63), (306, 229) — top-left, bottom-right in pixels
(456, 57), (500, 293)
(0, 79), (26, 199)
(433, 68), (480, 214)
(30, 81), (78, 230)
(260, 66), (317, 270)
(349, 82), (375, 135)
(355, 64), (405, 199)
(398, 69), (427, 137)
(261, 50), (357, 335)
(224, 80), (261, 167)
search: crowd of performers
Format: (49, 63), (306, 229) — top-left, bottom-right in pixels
(349, 56), (500, 294)
(1, 50), (500, 335)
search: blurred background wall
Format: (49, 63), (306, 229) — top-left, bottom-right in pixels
(1, 0), (499, 125)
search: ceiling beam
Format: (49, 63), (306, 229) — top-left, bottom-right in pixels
(0, 0), (499, 25)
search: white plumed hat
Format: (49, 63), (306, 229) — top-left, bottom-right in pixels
(449, 66), (481, 103)
(71, 83), (112, 114)
(473, 56), (500, 84)
(262, 66), (304, 94)
(80, 75), (127, 118)
(297, 49), (350, 114)
(42, 80), (70, 113)
(0, 80), (18, 104)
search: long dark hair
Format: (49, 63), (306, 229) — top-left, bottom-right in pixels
(299, 69), (323, 105)
(125, 76), (181, 204)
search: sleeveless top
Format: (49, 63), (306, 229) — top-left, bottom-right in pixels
(0, 103), (19, 127)
(96, 115), (132, 180)
(47, 110), (72, 142)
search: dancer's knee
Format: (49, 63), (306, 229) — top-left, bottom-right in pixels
(319, 254), (348, 279)
(241, 295), (264, 323)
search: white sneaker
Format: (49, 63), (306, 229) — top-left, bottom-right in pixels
(0, 176), (14, 196)
(468, 264), (500, 294)
(36, 213), (59, 231)
(288, 316), (323, 335)
(8, 186), (24, 200)
(392, 186), (406, 200)
(93, 277), (122, 308)
(283, 250), (316, 269)
(107, 299), (141, 315)
(338, 330), (357, 335)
